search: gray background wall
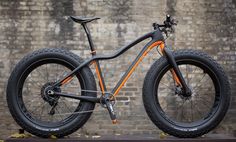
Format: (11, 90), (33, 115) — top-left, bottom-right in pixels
(0, 0), (235, 138)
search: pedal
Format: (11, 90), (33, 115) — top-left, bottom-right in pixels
(112, 119), (118, 124)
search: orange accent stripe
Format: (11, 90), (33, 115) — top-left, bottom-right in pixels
(94, 62), (105, 94)
(61, 76), (73, 85)
(170, 69), (181, 86)
(90, 60), (96, 65)
(113, 41), (163, 96)
(159, 42), (165, 54)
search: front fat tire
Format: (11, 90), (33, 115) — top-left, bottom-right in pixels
(7, 48), (97, 138)
(143, 49), (230, 138)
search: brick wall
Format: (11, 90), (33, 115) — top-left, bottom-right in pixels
(0, 0), (235, 138)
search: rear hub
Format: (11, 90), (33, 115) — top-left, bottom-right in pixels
(41, 82), (61, 106)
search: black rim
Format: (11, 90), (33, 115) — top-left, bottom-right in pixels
(17, 58), (86, 127)
(154, 59), (220, 128)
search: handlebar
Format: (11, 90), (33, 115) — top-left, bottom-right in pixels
(152, 15), (178, 36)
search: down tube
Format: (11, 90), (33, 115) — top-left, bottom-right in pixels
(111, 40), (163, 96)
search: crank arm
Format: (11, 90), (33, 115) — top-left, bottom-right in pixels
(54, 92), (100, 103)
(104, 99), (117, 124)
(163, 47), (191, 95)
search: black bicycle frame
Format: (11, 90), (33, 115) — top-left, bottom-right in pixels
(53, 26), (190, 103)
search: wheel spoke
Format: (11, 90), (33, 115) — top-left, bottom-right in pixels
(187, 66), (197, 85)
(166, 71), (174, 80)
(185, 65), (189, 85)
(160, 95), (170, 112)
(55, 64), (62, 82)
(60, 100), (74, 114)
(24, 94), (42, 106)
(192, 101), (204, 118)
(159, 82), (175, 92)
(35, 67), (48, 82)
(192, 73), (206, 92)
(45, 64), (49, 82)
(190, 99), (194, 121)
(176, 100), (185, 121)
(55, 107), (64, 121)
(39, 102), (47, 119)
(27, 76), (42, 89)
(31, 102), (47, 115)
(195, 95), (212, 107)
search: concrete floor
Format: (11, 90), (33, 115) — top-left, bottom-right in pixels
(5, 134), (236, 142)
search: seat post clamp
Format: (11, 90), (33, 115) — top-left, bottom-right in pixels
(90, 50), (96, 55)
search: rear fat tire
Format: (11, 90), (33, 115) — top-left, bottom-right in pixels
(7, 48), (97, 138)
(143, 49), (230, 138)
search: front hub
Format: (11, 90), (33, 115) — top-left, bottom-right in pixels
(41, 82), (61, 106)
(175, 86), (192, 100)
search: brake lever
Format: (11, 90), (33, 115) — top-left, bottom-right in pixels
(171, 18), (178, 26)
(152, 23), (158, 30)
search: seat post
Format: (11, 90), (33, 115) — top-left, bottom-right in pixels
(81, 23), (96, 55)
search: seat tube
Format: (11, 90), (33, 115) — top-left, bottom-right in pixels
(94, 60), (107, 95)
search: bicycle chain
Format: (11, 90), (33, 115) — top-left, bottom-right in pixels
(51, 107), (106, 116)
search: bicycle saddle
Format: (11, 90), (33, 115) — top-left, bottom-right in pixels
(70, 16), (100, 24)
